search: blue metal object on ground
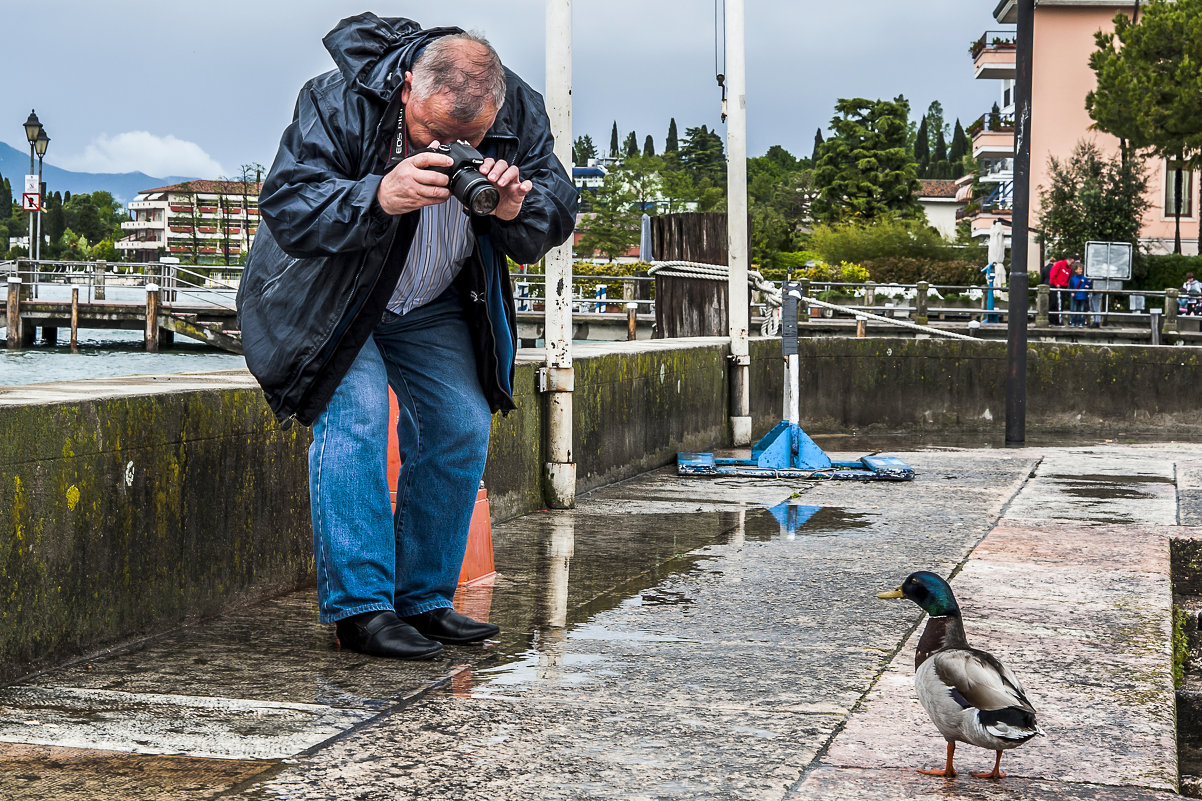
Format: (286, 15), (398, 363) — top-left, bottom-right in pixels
(677, 429), (915, 481)
(676, 280), (915, 482)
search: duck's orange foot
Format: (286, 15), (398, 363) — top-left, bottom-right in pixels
(972, 750), (1006, 779)
(919, 768), (957, 777)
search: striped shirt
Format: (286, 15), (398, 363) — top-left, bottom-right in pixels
(386, 197), (475, 315)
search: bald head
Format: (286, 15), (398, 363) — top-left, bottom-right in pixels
(410, 33), (506, 123)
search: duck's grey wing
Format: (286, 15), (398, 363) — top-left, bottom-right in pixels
(931, 648), (1042, 741)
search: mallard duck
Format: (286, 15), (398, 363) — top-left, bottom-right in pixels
(878, 571), (1045, 779)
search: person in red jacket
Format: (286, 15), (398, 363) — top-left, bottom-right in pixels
(1047, 255), (1074, 326)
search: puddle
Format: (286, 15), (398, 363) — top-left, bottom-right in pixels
(753, 504), (876, 541)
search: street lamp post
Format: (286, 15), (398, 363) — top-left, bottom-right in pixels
(22, 110), (43, 260)
(34, 129), (50, 261)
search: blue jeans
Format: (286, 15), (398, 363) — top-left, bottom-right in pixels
(1070, 297), (1088, 326)
(308, 289), (491, 623)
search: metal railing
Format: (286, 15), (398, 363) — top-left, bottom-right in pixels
(1, 259), (242, 311)
(970, 30), (1018, 59)
(509, 273), (656, 314)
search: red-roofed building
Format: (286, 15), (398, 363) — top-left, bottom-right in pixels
(116, 179), (262, 263)
(916, 178), (964, 238)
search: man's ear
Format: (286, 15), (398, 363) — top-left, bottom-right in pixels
(401, 71), (414, 104)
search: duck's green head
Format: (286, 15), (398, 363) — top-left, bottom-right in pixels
(879, 571), (961, 617)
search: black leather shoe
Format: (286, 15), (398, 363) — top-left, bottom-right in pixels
(335, 611), (443, 660)
(400, 607), (499, 644)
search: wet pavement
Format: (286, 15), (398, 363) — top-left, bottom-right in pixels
(0, 442), (1199, 799)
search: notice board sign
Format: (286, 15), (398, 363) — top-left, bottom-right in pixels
(1085, 241), (1133, 281)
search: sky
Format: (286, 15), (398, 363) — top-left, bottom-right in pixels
(3, 1), (1003, 180)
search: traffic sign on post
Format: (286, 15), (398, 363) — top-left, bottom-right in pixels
(21, 193), (40, 212)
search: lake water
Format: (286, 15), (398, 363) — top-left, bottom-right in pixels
(1, 327), (246, 387)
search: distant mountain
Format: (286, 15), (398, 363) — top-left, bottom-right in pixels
(0, 141), (196, 206)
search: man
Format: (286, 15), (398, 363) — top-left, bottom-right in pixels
(1047, 255), (1074, 326)
(237, 14), (577, 660)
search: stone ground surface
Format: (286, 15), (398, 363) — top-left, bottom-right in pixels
(0, 440), (1197, 800)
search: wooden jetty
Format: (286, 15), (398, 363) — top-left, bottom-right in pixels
(4, 260), (242, 354)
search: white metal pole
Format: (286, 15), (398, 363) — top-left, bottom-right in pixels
(725, 0), (751, 445)
(543, 0), (576, 508)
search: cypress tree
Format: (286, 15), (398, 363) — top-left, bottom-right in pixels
(666, 118), (679, 154)
(948, 119), (968, 163)
(914, 115), (930, 171)
(812, 128), (825, 162)
(643, 135), (655, 157)
(609, 122), (619, 157)
(623, 131), (639, 158)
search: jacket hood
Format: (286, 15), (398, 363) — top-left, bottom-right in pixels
(322, 12), (462, 100)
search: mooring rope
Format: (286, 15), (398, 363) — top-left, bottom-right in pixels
(650, 260), (982, 342)
(799, 293), (980, 342)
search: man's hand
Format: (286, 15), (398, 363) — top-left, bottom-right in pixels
(376, 145), (453, 215)
(480, 157), (533, 221)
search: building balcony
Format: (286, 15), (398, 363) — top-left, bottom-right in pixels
(129, 200), (164, 211)
(126, 219), (165, 230)
(971, 30), (1016, 79)
(115, 236), (164, 250)
(968, 112), (1015, 159)
(979, 158), (1015, 184)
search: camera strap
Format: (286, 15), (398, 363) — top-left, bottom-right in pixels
(385, 104), (407, 171)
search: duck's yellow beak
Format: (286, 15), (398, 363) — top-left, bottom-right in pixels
(876, 587), (903, 599)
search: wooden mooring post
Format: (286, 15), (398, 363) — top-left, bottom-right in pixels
(145, 283), (161, 352)
(70, 287), (79, 350)
(6, 276), (20, 349)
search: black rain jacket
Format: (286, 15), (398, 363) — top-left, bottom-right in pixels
(237, 13), (576, 426)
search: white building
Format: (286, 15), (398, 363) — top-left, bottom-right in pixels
(116, 180), (262, 263)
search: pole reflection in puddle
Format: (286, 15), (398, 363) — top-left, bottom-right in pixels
(720, 509), (746, 548)
(536, 517), (574, 680)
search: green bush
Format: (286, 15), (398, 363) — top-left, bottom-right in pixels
(807, 217), (968, 264)
(859, 257), (983, 286)
(1132, 253), (1202, 292)
(509, 260), (653, 302)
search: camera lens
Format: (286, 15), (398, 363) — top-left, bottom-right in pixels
(467, 184), (500, 216)
(450, 169), (499, 216)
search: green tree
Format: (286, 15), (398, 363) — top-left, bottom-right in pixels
(44, 191), (65, 245)
(609, 121), (619, 158)
(576, 171), (639, 261)
(617, 154), (663, 213)
(622, 131), (638, 158)
(237, 163), (265, 258)
(948, 119), (969, 165)
(643, 134), (655, 158)
(1087, 0), (1202, 253)
(658, 167), (697, 214)
(747, 145), (815, 269)
(1036, 140), (1150, 259)
(811, 95), (923, 224)
(573, 134), (597, 165)
(914, 115), (930, 171)
(811, 128), (824, 162)
(665, 118), (679, 155)
(678, 125), (726, 189)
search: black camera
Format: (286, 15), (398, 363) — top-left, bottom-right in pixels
(425, 141), (499, 216)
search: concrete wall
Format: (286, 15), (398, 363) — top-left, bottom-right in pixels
(789, 338), (1202, 436)
(0, 374), (312, 684)
(8, 335), (1202, 681)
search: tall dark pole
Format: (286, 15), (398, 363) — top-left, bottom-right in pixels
(1005, 0), (1034, 447)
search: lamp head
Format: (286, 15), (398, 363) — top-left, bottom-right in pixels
(34, 129), (49, 158)
(23, 110), (42, 145)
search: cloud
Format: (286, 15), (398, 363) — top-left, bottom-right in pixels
(58, 131), (226, 178)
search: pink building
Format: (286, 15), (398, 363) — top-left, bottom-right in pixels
(965, 0), (1200, 263)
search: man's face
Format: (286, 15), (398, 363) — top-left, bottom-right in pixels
(402, 72), (497, 150)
